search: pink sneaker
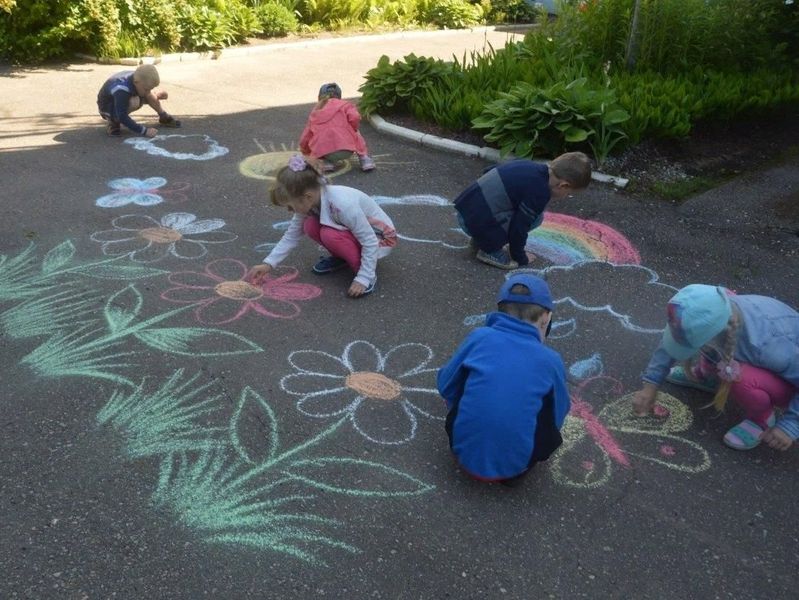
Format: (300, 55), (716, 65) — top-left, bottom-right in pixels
(359, 155), (376, 172)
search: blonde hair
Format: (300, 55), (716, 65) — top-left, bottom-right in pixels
(269, 160), (324, 206)
(550, 151), (592, 189)
(134, 64), (160, 90)
(711, 310), (740, 412)
(497, 283), (549, 325)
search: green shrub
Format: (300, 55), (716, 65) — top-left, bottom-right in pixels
(178, 4), (235, 50)
(255, 2), (298, 36)
(472, 77), (629, 164)
(411, 78), (490, 130)
(118, 0), (183, 55)
(418, 0), (482, 29)
(296, 0), (370, 26)
(225, 0), (262, 42)
(363, 0), (419, 28)
(358, 53), (454, 116)
(484, 0), (537, 24)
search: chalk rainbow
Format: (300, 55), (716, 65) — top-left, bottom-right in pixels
(527, 212), (640, 265)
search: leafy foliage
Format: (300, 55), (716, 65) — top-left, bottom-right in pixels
(483, 0), (538, 24)
(358, 53), (454, 116)
(472, 77), (629, 164)
(417, 0), (482, 29)
(255, 1), (298, 36)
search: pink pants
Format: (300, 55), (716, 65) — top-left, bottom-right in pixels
(697, 358), (795, 428)
(303, 216), (361, 272)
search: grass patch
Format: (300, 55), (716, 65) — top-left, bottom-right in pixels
(651, 175), (726, 202)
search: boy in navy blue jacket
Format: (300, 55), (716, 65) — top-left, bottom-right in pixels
(454, 151), (592, 269)
(437, 274), (570, 484)
(97, 64), (181, 137)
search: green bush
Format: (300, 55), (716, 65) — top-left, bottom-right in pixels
(363, 0), (419, 28)
(358, 53), (454, 116)
(484, 0), (537, 24)
(296, 0), (370, 26)
(411, 78), (489, 130)
(255, 2), (298, 36)
(177, 4), (235, 50)
(225, 0), (262, 42)
(472, 77), (629, 164)
(118, 0), (183, 56)
(418, 0), (482, 29)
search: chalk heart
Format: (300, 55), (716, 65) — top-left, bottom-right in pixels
(345, 372), (402, 401)
(138, 227), (182, 244)
(214, 280), (263, 301)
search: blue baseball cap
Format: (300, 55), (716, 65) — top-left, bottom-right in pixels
(662, 284), (732, 360)
(318, 82), (342, 99)
(497, 274), (553, 311)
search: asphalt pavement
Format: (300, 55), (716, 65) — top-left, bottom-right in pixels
(1, 28), (798, 600)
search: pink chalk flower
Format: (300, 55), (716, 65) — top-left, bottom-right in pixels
(161, 259), (321, 325)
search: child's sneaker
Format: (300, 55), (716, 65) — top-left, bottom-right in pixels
(312, 255), (348, 274)
(359, 155), (376, 172)
(158, 114), (182, 128)
(106, 121), (121, 137)
(665, 366), (717, 393)
(476, 249), (518, 270)
(321, 160), (344, 173)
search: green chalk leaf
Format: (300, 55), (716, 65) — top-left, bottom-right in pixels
(72, 262), (169, 280)
(230, 387), (280, 465)
(104, 284), (143, 333)
(284, 458), (435, 497)
(135, 327), (262, 356)
(42, 240), (76, 273)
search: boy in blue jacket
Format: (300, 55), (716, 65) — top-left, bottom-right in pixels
(437, 274), (570, 484)
(454, 151), (592, 269)
(97, 64), (181, 137)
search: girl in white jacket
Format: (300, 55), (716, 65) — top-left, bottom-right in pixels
(247, 155), (396, 298)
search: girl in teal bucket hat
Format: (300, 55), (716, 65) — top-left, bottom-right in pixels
(633, 284), (799, 451)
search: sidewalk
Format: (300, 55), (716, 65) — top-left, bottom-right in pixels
(1, 27), (527, 151)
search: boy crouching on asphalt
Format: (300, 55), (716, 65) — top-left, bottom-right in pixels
(454, 151), (592, 269)
(97, 64), (181, 137)
(437, 274), (570, 485)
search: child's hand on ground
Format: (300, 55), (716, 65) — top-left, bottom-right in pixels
(348, 281), (367, 297)
(247, 264), (272, 285)
(762, 427), (794, 451)
(632, 383), (658, 416)
(145, 127), (158, 138)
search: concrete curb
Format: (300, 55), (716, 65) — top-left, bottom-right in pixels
(368, 114), (630, 188)
(75, 25), (533, 66)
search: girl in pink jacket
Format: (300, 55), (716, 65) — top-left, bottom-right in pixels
(299, 83), (375, 172)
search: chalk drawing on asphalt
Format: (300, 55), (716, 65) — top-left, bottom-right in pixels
(280, 340), (445, 445)
(0, 286), (102, 340)
(0, 241), (168, 302)
(525, 212), (641, 265)
(95, 177), (190, 208)
(516, 261), (677, 334)
(18, 283), (262, 387)
(98, 377), (434, 564)
(239, 140), (411, 180)
(96, 369), (227, 458)
(91, 213), (237, 263)
(550, 372), (711, 489)
(124, 134), (229, 161)
(160, 259), (322, 325)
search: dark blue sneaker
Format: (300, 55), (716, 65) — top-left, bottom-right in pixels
(312, 255), (348, 274)
(476, 249), (518, 270)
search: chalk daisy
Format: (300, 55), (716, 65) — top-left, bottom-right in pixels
(280, 340), (444, 445)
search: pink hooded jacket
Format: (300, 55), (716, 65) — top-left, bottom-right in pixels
(299, 98), (368, 158)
